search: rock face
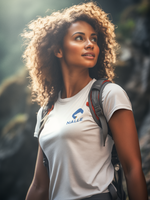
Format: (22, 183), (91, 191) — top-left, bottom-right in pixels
(116, 43), (150, 198)
(0, 3), (150, 200)
(114, 2), (150, 198)
(0, 69), (40, 200)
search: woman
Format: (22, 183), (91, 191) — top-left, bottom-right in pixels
(22, 2), (148, 200)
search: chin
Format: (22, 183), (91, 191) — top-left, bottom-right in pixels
(83, 61), (97, 68)
(85, 64), (95, 68)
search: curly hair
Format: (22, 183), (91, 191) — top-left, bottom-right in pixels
(22, 1), (118, 106)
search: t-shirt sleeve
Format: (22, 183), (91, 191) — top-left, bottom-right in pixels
(34, 107), (43, 138)
(102, 83), (132, 122)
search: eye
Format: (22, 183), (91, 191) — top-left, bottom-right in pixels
(75, 36), (83, 41)
(91, 37), (97, 43)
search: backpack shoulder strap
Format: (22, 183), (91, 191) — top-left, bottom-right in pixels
(37, 102), (54, 138)
(37, 102), (54, 176)
(88, 79), (126, 200)
(88, 78), (111, 146)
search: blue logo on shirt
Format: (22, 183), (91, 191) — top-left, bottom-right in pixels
(72, 108), (84, 119)
(66, 108), (84, 125)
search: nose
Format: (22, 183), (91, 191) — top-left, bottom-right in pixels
(84, 39), (94, 49)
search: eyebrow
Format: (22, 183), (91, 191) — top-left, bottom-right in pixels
(72, 32), (97, 37)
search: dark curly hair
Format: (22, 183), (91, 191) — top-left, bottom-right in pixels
(22, 1), (118, 106)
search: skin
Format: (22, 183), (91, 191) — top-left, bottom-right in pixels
(109, 109), (148, 200)
(26, 21), (148, 200)
(25, 145), (49, 200)
(55, 20), (100, 99)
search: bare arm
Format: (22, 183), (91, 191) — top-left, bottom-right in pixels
(25, 145), (49, 200)
(108, 109), (148, 200)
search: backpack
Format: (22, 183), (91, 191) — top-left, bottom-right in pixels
(38, 78), (126, 200)
(88, 79), (126, 200)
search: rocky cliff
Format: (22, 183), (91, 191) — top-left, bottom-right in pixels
(0, 1), (149, 199)
(0, 69), (40, 200)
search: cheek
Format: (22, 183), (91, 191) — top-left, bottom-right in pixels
(96, 46), (100, 57)
(64, 42), (82, 55)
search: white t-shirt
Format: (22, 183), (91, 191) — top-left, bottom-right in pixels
(34, 79), (132, 200)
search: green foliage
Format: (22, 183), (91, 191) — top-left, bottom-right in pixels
(117, 19), (135, 38)
(116, 0), (150, 40)
(136, 2), (150, 15)
(2, 114), (28, 137)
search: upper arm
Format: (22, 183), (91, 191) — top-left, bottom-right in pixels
(108, 109), (142, 175)
(32, 144), (49, 192)
(102, 83), (132, 122)
(32, 107), (49, 189)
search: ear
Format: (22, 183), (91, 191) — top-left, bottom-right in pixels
(54, 48), (63, 58)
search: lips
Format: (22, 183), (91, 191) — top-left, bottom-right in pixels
(82, 52), (95, 57)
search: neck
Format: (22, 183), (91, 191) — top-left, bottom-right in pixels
(61, 67), (92, 99)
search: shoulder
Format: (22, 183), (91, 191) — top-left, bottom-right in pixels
(103, 83), (128, 97)
(102, 83), (131, 103)
(102, 83), (132, 122)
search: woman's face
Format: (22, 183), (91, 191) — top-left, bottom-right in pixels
(58, 20), (100, 70)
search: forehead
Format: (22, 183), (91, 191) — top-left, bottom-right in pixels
(67, 20), (96, 35)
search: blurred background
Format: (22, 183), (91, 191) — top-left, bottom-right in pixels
(0, 0), (149, 199)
